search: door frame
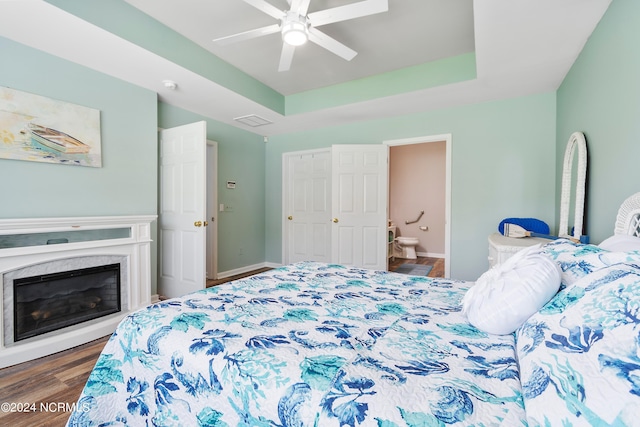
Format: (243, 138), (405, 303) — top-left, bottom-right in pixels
(281, 147), (331, 265)
(206, 140), (218, 280)
(384, 133), (451, 277)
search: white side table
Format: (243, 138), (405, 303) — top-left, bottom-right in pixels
(488, 233), (550, 268)
(388, 226), (396, 261)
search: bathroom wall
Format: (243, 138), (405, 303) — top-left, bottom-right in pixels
(389, 141), (446, 256)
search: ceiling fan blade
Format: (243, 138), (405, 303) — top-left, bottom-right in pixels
(290, 0), (311, 16)
(308, 27), (357, 61)
(308, 0), (388, 27)
(242, 0), (285, 20)
(213, 24), (280, 45)
(278, 43), (296, 72)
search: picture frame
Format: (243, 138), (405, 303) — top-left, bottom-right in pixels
(0, 86), (102, 167)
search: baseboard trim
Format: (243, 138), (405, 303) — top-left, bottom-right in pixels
(150, 294), (160, 303)
(265, 262), (283, 269)
(416, 251), (446, 259)
(217, 262), (282, 279)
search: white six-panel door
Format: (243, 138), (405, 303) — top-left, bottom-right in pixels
(159, 121), (207, 298)
(331, 145), (388, 270)
(284, 150), (332, 264)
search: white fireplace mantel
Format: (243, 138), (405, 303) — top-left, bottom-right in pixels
(0, 215), (156, 368)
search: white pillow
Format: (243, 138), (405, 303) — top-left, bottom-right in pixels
(598, 234), (640, 252)
(462, 244), (561, 335)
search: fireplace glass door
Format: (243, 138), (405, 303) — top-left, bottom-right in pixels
(13, 263), (121, 341)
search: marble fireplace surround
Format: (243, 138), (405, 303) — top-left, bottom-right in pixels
(0, 215), (156, 368)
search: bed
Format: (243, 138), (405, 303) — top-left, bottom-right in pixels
(67, 193), (640, 426)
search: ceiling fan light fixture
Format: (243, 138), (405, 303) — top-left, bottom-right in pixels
(282, 18), (308, 46)
(215, 0), (389, 71)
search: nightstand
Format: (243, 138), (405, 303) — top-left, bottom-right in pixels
(488, 233), (550, 268)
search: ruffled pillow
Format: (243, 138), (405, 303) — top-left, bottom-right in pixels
(462, 244), (561, 335)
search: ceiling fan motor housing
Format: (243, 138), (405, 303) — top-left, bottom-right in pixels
(281, 12), (309, 46)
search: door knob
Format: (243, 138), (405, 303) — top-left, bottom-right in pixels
(194, 221), (202, 227)
(332, 218), (339, 223)
(204, 221), (208, 227)
(288, 216), (293, 220)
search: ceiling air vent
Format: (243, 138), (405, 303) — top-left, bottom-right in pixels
(233, 114), (272, 127)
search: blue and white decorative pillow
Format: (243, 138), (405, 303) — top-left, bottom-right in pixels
(540, 239), (640, 287)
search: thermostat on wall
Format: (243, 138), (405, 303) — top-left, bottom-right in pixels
(226, 181), (236, 189)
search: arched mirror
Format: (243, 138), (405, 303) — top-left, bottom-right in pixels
(558, 132), (588, 240)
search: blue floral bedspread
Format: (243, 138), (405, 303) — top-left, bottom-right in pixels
(517, 240), (640, 425)
(67, 262), (525, 426)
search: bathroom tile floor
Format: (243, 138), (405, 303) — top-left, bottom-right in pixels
(388, 256), (445, 278)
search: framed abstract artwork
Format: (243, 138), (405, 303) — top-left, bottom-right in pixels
(0, 86), (102, 167)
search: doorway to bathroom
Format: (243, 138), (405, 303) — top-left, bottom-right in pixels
(385, 134), (451, 277)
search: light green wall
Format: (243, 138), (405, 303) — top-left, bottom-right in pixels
(0, 36), (159, 288)
(157, 103), (266, 273)
(286, 53), (476, 114)
(266, 92), (557, 280)
(556, 0), (640, 243)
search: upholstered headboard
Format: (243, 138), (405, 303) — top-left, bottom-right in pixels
(614, 192), (640, 237)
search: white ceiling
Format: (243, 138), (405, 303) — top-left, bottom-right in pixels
(0, 0), (612, 136)
(124, 0), (476, 95)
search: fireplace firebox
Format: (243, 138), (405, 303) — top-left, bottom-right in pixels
(13, 263), (121, 342)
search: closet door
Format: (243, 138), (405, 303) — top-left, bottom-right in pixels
(283, 150), (332, 264)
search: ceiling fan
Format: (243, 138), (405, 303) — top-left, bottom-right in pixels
(213, 0), (389, 72)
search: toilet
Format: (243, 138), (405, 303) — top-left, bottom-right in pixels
(395, 236), (419, 259)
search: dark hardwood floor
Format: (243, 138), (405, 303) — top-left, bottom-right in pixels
(0, 335), (110, 427)
(0, 257), (443, 426)
(206, 266), (273, 287)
